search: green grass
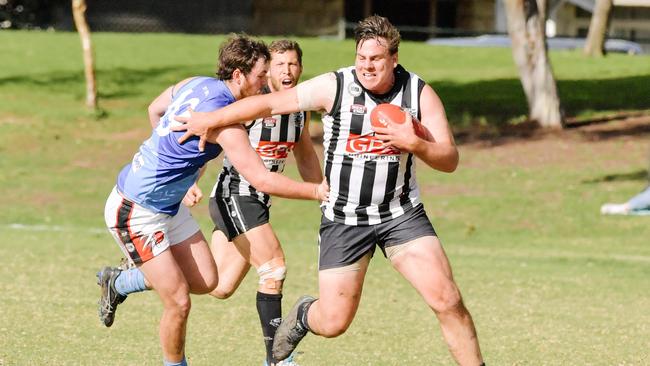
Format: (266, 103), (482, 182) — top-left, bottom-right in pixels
(1, 30), (650, 365)
(2, 30), (649, 125)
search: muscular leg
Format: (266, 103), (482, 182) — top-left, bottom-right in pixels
(390, 236), (483, 366)
(210, 223), (287, 298)
(233, 224), (286, 294)
(209, 230), (251, 299)
(170, 230), (218, 294)
(232, 224), (287, 365)
(209, 224), (288, 365)
(139, 248), (191, 363)
(307, 254), (370, 338)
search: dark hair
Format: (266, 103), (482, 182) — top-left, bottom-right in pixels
(216, 34), (270, 80)
(269, 39), (303, 66)
(354, 15), (401, 55)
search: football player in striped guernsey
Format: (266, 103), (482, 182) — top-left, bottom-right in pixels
(95, 35), (328, 366)
(174, 17), (485, 366)
(185, 40), (321, 366)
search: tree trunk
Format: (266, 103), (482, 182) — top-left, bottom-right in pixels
(505, 0), (563, 128)
(584, 0), (613, 57)
(72, 0), (97, 109)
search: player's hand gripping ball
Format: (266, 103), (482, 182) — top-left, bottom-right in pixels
(369, 103), (427, 139)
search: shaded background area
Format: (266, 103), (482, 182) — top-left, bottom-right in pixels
(3, 67), (648, 126)
(3, 0), (650, 46)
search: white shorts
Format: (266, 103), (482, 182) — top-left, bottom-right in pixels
(104, 186), (201, 264)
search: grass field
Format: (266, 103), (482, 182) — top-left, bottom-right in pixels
(1, 30), (649, 365)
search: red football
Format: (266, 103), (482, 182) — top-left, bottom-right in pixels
(370, 103), (427, 139)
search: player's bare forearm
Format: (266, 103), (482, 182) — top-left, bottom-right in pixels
(373, 121), (457, 172)
(255, 173), (328, 201)
(413, 85), (458, 172)
(172, 89), (301, 150)
(294, 115), (323, 183)
(177, 89), (299, 131)
(216, 125), (328, 201)
(413, 140), (459, 173)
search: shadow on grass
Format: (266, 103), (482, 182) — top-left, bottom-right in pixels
(583, 169), (649, 184)
(577, 122), (650, 140)
(2, 67), (649, 130)
(0, 64), (210, 99)
(431, 74), (650, 127)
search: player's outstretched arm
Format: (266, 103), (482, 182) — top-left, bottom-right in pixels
(215, 125), (329, 201)
(172, 73), (337, 151)
(172, 87), (299, 150)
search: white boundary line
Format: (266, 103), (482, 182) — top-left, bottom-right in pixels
(3, 223), (106, 234)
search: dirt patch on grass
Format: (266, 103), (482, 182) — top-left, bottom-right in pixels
(419, 183), (481, 197)
(0, 113), (33, 125)
(456, 114), (650, 172)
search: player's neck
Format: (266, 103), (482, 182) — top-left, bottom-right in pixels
(375, 73), (395, 95)
(224, 79), (243, 100)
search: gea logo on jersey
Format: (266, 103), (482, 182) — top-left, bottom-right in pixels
(346, 133), (400, 155)
(263, 117), (277, 128)
(256, 141), (296, 159)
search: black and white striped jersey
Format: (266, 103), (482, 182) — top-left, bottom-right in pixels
(212, 110), (307, 206)
(322, 64), (426, 226)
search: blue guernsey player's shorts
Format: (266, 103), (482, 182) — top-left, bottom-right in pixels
(104, 186), (201, 264)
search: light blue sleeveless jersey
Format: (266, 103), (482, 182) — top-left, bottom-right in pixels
(117, 77), (234, 215)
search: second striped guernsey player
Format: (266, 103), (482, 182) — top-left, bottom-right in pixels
(187, 40), (322, 366)
(174, 16), (486, 366)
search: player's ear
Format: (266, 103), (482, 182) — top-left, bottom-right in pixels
(232, 68), (243, 85)
(392, 53), (398, 68)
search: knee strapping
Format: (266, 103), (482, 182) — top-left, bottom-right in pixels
(256, 257), (286, 289)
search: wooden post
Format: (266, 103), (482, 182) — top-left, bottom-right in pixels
(72, 0), (97, 109)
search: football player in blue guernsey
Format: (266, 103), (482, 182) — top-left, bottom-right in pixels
(193, 39), (321, 366)
(172, 17), (485, 366)
(96, 35), (328, 366)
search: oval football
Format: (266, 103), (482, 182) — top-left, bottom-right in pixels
(370, 103), (406, 128)
(370, 103), (427, 139)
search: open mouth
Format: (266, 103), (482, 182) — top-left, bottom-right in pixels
(281, 78), (293, 87)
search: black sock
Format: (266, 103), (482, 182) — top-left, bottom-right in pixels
(256, 291), (283, 365)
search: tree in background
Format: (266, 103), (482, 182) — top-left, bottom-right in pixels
(584, 0), (613, 57)
(72, 0), (97, 109)
(505, 0), (563, 129)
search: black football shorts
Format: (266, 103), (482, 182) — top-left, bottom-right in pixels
(318, 204), (437, 270)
